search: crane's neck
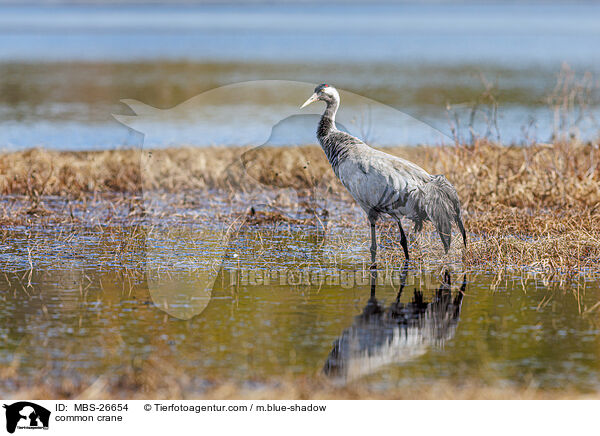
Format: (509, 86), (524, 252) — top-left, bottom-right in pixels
(317, 97), (351, 172)
(317, 98), (339, 140)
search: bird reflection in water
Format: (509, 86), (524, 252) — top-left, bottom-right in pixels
(323, 262), (466, 381)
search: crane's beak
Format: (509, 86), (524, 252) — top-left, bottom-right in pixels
(300, 93), (318, 108)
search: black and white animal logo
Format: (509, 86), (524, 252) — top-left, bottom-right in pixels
(3, 402), (50, 434)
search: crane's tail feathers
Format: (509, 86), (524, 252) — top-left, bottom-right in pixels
(421, 175), (466, 253)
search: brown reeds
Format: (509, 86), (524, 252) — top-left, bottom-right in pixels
(1, 141), (599, 207)
(1, 140), (599, 274)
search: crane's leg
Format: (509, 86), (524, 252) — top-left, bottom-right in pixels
(397, 221), (409, 260)
(370, 220), (377, 267)
(368, 211), (379, 269)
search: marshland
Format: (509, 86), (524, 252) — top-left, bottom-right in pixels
(2, 2), (600, 400)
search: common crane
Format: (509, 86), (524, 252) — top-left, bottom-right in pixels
(301, 84), (466, 262)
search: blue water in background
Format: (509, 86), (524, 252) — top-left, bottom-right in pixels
(2, 3), (600, 65)
(0, 2), (599, 149)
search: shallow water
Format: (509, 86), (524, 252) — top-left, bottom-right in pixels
(2, 214), (600, 394)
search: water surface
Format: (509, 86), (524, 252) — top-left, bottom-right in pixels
(1, 2), (599, 149)
(2, 214), (600, 394)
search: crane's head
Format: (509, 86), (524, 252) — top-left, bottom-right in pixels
(301, 84), (339, 108)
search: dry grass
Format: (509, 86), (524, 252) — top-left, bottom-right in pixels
(2, 141), (598, 208)
(1, 141), (599, 273)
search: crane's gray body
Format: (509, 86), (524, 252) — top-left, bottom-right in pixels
(326, 131), (429, 220)
(304, 84), (466, 257)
